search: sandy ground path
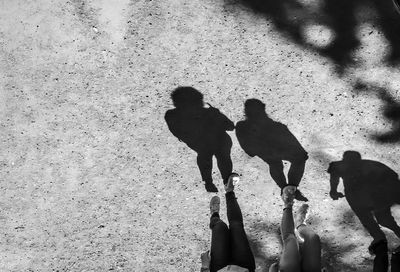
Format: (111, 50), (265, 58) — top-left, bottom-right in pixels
(1, 0), (400, 271)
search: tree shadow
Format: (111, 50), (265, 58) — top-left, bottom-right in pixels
(354, 81), (400, 143)
(164, 87), (235, 192)
(226, 0), (400, 73)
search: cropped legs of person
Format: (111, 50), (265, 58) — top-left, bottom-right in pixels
(352, 206), (387, 243)
(298, 226), (321, 272)
(209, 214), (230, 272)
(226, 191), (256, 272)
(374, 208), (400, 239)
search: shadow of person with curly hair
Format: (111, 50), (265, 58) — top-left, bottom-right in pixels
(165, 87), (235, 192)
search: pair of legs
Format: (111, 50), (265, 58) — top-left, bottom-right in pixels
(197, 134), (233, 191)
(267, 159), (306, 188)
(209, 192), (255, 272)
(370, 239), (400, 272)
(264, 158), (308, 201)
(270, 206), (321, 272)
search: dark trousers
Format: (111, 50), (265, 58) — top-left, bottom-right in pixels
(197, 134), (233, 184)
(209, 192), (255, 272)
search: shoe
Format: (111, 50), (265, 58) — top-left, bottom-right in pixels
(225, 173), (239, 193)
(294, 189), (309, 202)
(281, 185), (296, 207)
(295, 204), (310, 228)
(210, 196), (220, 216)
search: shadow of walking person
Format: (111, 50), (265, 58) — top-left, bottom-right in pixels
(164, 87), (235, 192)
(327, 151), (400, 255)
(235, 99), (309, 201)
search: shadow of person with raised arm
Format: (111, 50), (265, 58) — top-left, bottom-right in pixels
(235, 99), (309, 201)
(165, 87), (235, 192)
(328, 150), (400, 271)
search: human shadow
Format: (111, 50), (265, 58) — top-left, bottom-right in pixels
(164, 87), (235, 192)
(337, 209), (400, 272)
(235, 0), (306, 45)
(354, 81), (400, 143)
(235, 99), (309, 201)
(327, 151), (400, 248)
(231, 0), (400, 73)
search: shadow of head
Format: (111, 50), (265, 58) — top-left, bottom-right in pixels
(244, 99), (269, 119)
(171, 86), (204, 109)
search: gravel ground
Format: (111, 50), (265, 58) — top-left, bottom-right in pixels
(1, 0), (400, 271)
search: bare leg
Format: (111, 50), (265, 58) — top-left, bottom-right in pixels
(269, 262), (279, 272)
(298, 226), (321, 272)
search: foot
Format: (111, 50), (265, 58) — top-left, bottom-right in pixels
(294, 189), (309, 202)
(281, 185), (296, 207)
(210, 196), (220, 216)
(205, 182), (218, 193)
(295, 204), (310, 228)
(225, 173), (239, 193)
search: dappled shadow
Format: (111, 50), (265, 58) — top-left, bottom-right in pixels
(247, 220), (281, 272)
(227, 0), (400, 73)
(165, 87), (235, 192)
(354, 81), (400, 143)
